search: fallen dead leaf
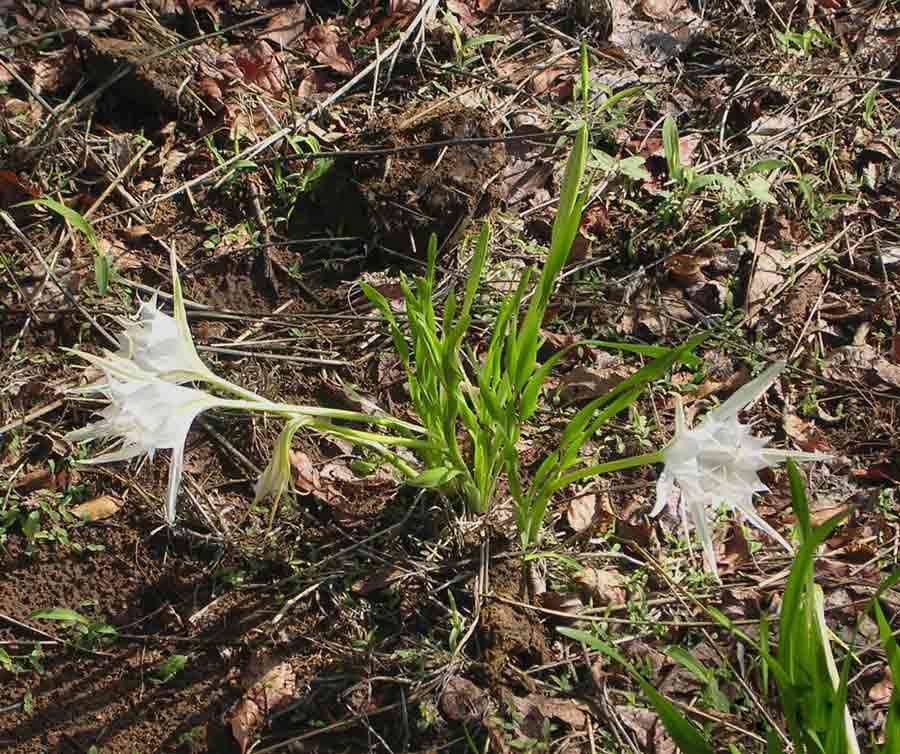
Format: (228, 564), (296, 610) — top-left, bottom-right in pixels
(260, 6), (307, 49)
(71, 495), (121, 521)
(289, 450), (321, 494)
(744, 238), (789, 323)
(615, 705), (657, 748)
(869, 674), (894, 705)
(640, 0), (686, 19)
(510, 692), (588, 729)
(783, 412), (830, 453)
(234, 42), (285, 94)
(12, 467), (57, 493)
(350, 566), (407, 597)
(566, 492), (596, 533)
(874, 358), (900, 389)
(440, 676), (490, 721)
(230, 658), (295, 754)
(573, 568), (626, 605)
(306, 24), (353, 75)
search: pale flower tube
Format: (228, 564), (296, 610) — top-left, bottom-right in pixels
(652, 361), (830, 580)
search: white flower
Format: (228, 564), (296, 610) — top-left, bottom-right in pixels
(115, 247), (212, 383)
(116, 293), (211, 383)
(67, 364), (227, 524)
(652, 361), (829, 580)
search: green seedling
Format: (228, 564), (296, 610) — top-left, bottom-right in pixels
(26, 197), (110, 295)
(30, 606), (118, 649)
(152, 654), (188, 684)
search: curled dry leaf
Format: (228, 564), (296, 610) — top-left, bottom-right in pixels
(566, 492), (596, 533)
(260, 6), (307, 49)
(70, 495), (121, 521)
(572, 568), (626, 605)
(234, 42), (285, 94)
(869, 674), (893, 704)
(744, 238), (789, 323)
(510, 692), (589, 730)
(289, 450), (321, 495)
(230, 660), (295, 754)
(640, 0), (686, 19)
(306, 24), (353, 75)
(440, 676), (490, 721)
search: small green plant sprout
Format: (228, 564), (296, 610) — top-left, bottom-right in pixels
(362, 123), (705, 547)
(30, 606), (118, 649)
(152, 654), (189, 684)
(27, 197), (111, 295)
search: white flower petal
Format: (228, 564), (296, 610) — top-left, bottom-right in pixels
(67, 369), (225, 523)
(655, 360), (830, 577)
(707, 361), (785, 423)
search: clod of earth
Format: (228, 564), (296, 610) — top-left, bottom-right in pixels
(290, 96), (505, 262)
(76, 34), (202, 124)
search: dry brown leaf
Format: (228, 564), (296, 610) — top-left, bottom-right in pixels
(351, 566), (406, 597)
(744, 239), (789, 323)
(566, 492), (596, 533)
(161, 149), (189, 178)
(558, 355), (629, 405)
(783, 413), (830, 453)
(71, 495), (120, 521)
(875, 358), (900, 389)
(234, 42), (285, 94)
(665, 254), (705, 285)
(306, 24), (353, 75)
(640, 0), (686, 19)
(289, 451), (321, 494)
(230, 659), (295, 754)
(510, 692), (589, 729)
(869, 674), (894, 705)
(573, 568), (626, 605)
(13, 467), (57, 493)
(615, 705), (657, 748)
(537, 591), (584, 623)
(260, 6), (307, 49)
(440, 676), (490, 721)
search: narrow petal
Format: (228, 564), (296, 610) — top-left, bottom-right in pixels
(687, 492), (719, 582)
(760, 448), (832, 464)
(166, 443), (185, 525)
(84, 444), (146, 464)
(731, 494), (792, 551)
(652, 470), (676, 517)
(674, 395), (687, 435)
(707, 361), (786, 423)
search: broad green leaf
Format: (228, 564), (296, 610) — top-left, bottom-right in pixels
(744, 159), (789, 174)
(94, 253), (110, 296)
(408, 467), (461, 488)
(29, 198), (99, 253)
(31, 607), (90, 624)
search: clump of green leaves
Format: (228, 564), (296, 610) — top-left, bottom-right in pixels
(363, 124), (703, 546)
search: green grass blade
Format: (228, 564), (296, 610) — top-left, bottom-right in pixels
(560, 628), (716, 754)
(663, 115), (681, 182)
